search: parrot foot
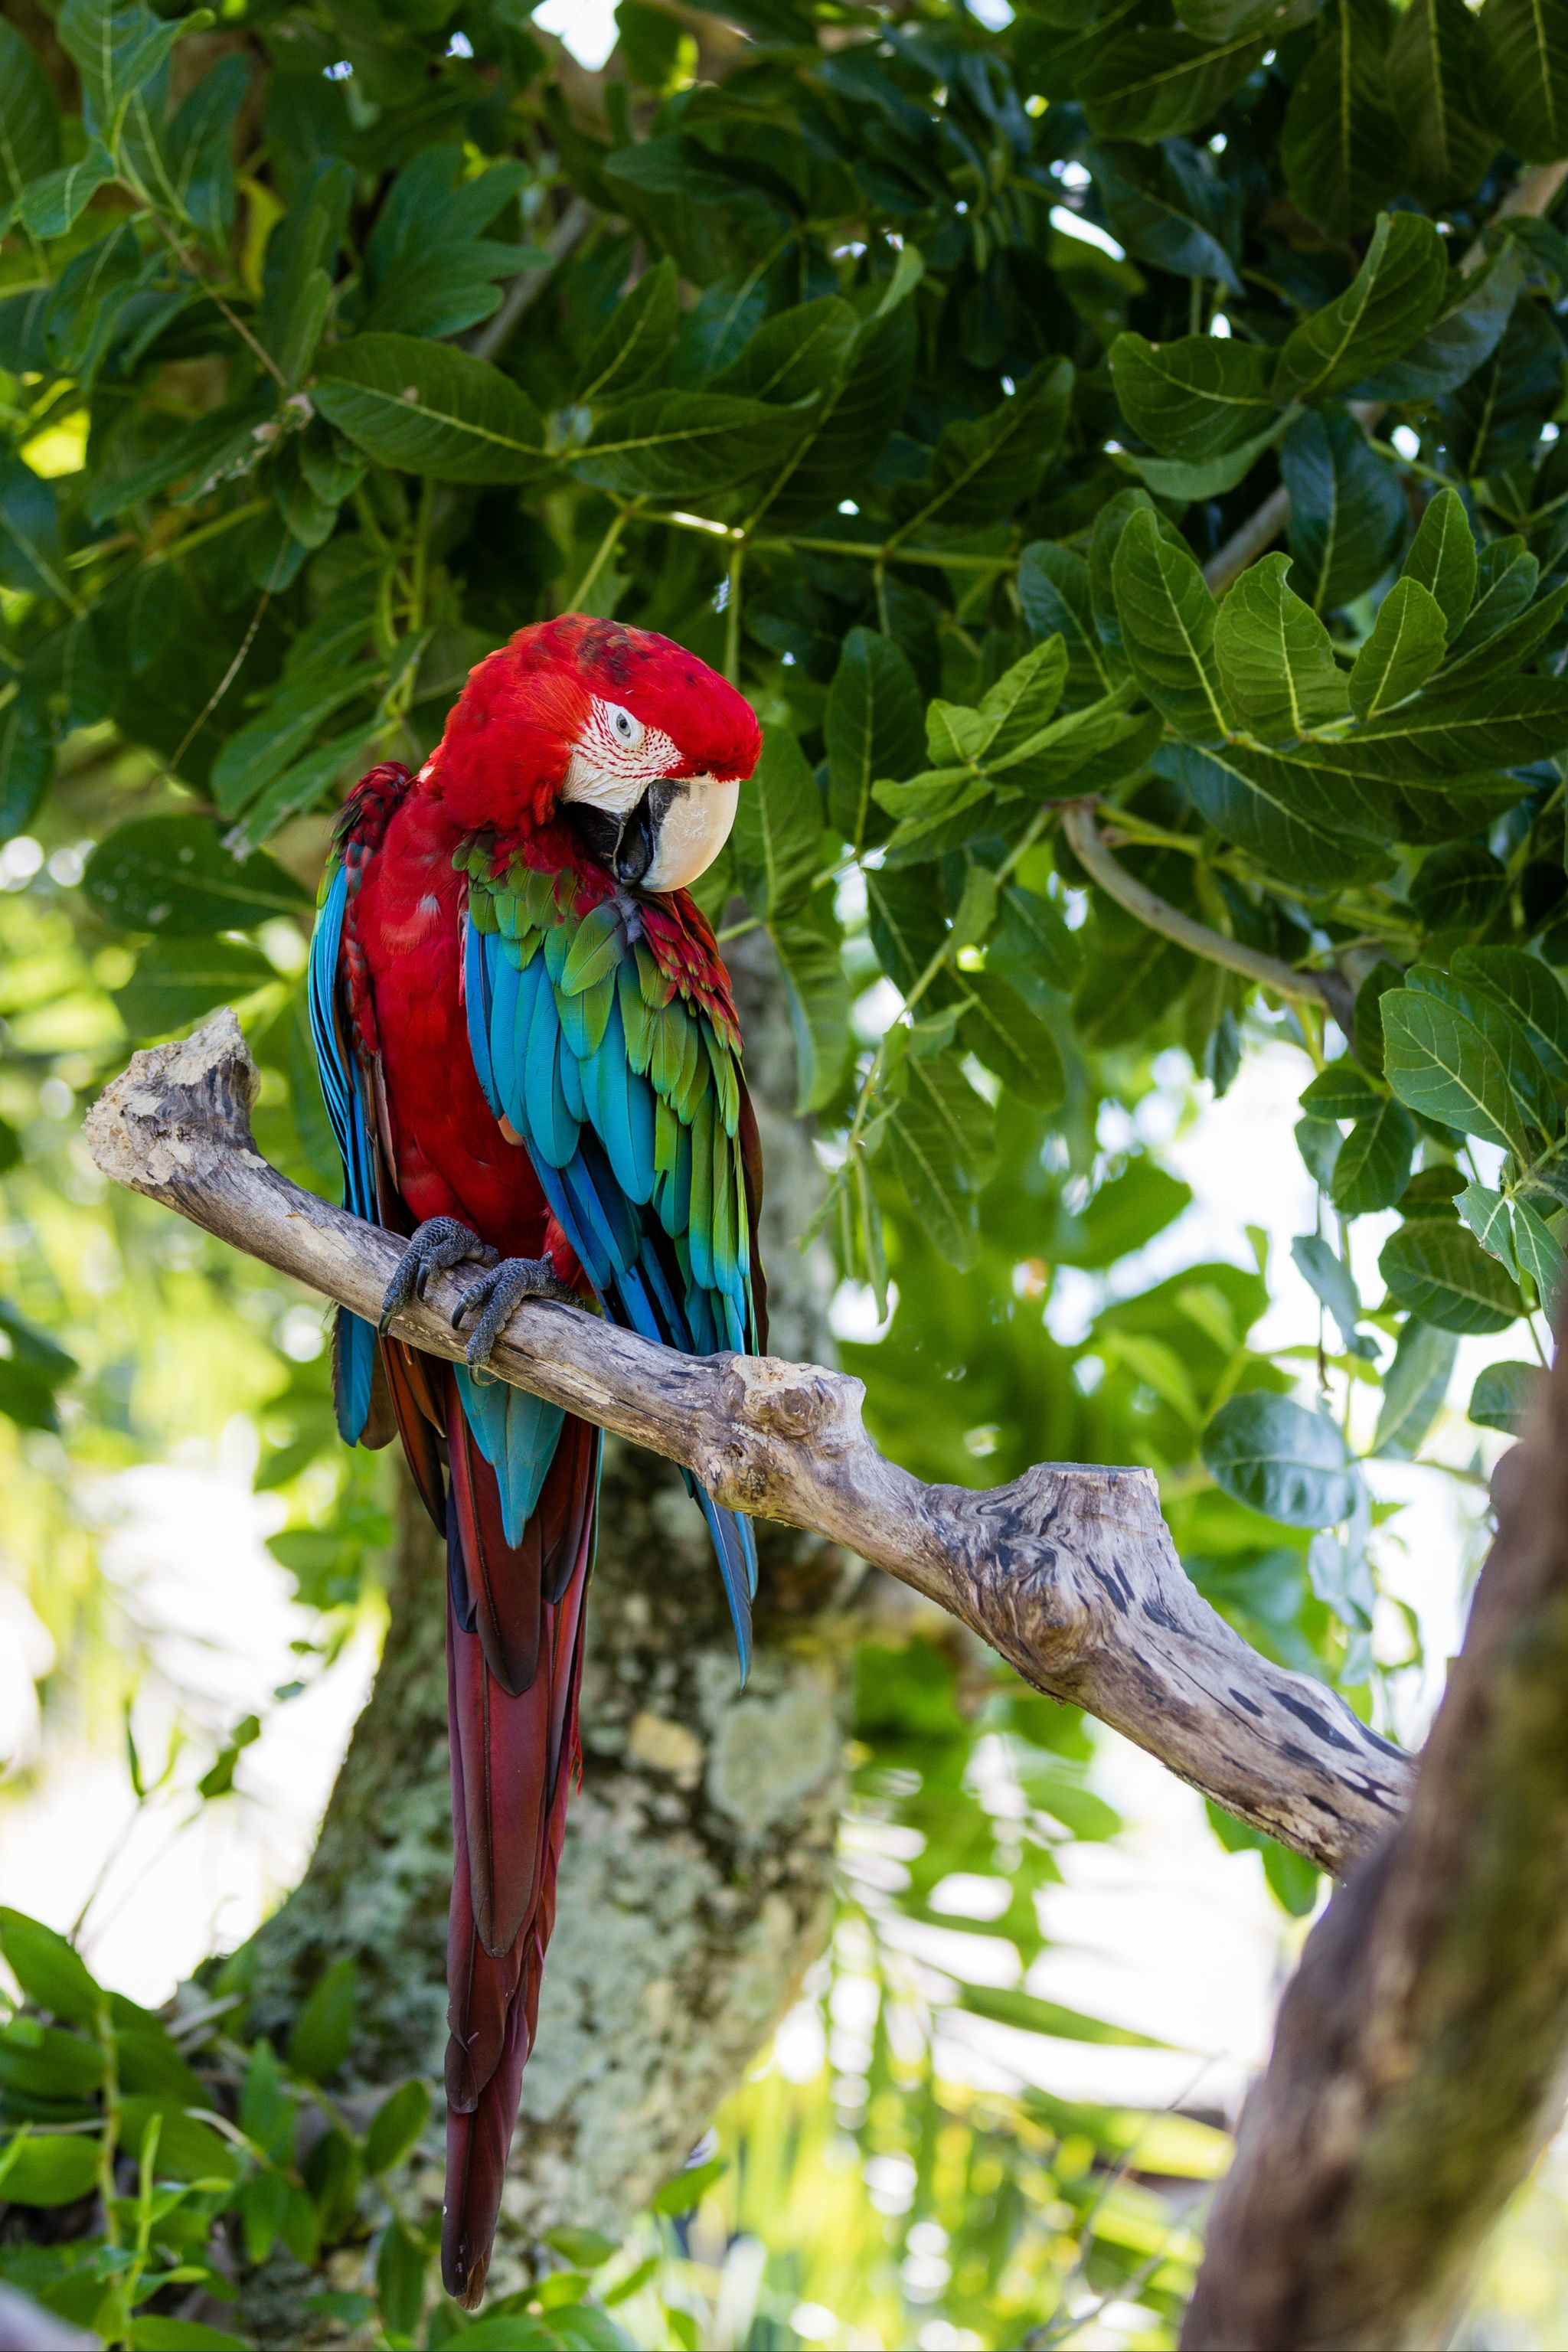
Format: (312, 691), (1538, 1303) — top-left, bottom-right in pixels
(454, 1255), (579, 1376)
(380, 1218), (498, 1335)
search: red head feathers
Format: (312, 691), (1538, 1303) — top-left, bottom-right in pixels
(424, 616), (761, 893)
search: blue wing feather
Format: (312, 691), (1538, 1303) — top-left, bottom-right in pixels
(467, 916), (760, 1671)
(309, 863), (381, 1445)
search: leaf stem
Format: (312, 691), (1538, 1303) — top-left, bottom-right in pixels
(569, 501), (634, 610)
(724, 538), (744, 685)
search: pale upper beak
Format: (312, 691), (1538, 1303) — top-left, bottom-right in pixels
(641, 779), (740, 890)
(561, 746), (740, 895)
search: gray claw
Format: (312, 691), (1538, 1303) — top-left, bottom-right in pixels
(453, 1256), (578, 1375)
(380, 1218), (498, 1335)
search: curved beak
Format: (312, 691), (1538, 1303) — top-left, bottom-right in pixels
(609, 776), (740, 893)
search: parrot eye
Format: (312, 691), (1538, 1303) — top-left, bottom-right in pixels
(605, 703), (642, 750)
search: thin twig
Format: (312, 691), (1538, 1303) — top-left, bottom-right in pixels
(468, 195), (596, 364)
(1060, 799), (1354, 1028)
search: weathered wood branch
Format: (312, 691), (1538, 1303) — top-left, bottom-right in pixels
(1184, 1328), (1568, 2350)
(84, 1010), (1415, 1877)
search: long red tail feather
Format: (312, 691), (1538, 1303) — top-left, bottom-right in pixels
(439, 1372), (597, 2308)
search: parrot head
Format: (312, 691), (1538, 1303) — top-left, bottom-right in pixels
(430, 613), (762, 893)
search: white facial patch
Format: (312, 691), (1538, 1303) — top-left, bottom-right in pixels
(562, 697), (743, 893)
(560, 698), (678, 815)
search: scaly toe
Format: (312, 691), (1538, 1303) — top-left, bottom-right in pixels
(455, 1256), (577, 1374)
(379, 1218), (497, 1336)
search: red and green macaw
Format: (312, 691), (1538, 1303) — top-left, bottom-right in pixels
(307, 616), (766, 2306)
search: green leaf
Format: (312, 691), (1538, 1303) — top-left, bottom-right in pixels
(1380, 1216), (1524, 1331)
(376, 2218), (427, 2341)
(1330, 1095), (1416, 1215)
(361, 149), (531, 343)
(771, 914), (851, 1115)
(1349, 578), (1447, 719)
(1275, 213), (1449, 402)
(44, 221), (147, 387)
(59, 0), (202, 136)
(0, 452), (68, 605)
(576, 387), (816, 500)
(0, 690), (51, 841)
(1109, 333), (1277, 462)
(867, 867), (949, 1000)
(1479, 0), (1568, 162)
(710, 294), (860, 412)
(1456, 1179), (1518, 1273)
(1354, 242), (1523, 401)
(1279, 406), (1408, 612)
(84, 393), (276, 523)
(0, 1909), (102, 2027)
(1280, 2), (1410, 237)
(1382, 982), (1546, 1152)
(546, 2226), (619, 2272)
(1018, 541), (1111, 704)
(1200, 1393), (1358, 1528)
(1512, 1196), (1567, 1308)
(1300, 1063), (1379, 1119)
(732, 724), (822, 923)
(1387, 0), (1497, 205)
(312, 335), (550, 485)
(760, 299), (917, 530)
(287, 1956), (357, 2083)
(17, 139), (116, 239)
(155, 51), (247, 247)
(0, 21), (61, 214)
(577, 256), (680, 403)
(0, 2133), (101, 2207)
(230, 724), (387, 851)
(1089, 139), (1243, 292)
(1214, 553), (1350, 742)
(1439, 579), (1568, 692)
(892, 358), (1073, 542)
(1468, 1358), (1540, 1433)
(650, 2154), (728, 2214)
(959, 972), (1066, 1109)
(85, 818), (308, 936)
(1060, 1158), (1192, 1268)
(825, 628), (923, 851)
(990, 884), (1082, 1002)
(883, 1052), (995, 1272)
(1446, 537), (1538, 663)
(198, 1711), (260, 1799)
(1372, 1318), (1457, 1456)
(1078, 28), (1266, 140)
(1290, 1233), (1364, 1348)
(1112, 507), (1230, 742)
(1331, 675), (1568, 779)
(1401, 485), (1476, 635)
(364, 2078), (431, 2177)
(1452, 946), (1568, 1079)
(209, 664), (383, 817)
(1440, 295), (1565, 475)
(257, 155), (351, 388)
(1160, 741), (1385, 887)
(1128, 409), (1297, 501)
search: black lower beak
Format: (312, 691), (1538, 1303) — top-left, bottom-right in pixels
(613, 790), (658, 886)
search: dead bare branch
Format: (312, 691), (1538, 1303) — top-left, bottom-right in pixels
(84, 1011), (1416, 1877)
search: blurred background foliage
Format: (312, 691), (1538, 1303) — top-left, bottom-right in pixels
(4, 0), (1568, 2338)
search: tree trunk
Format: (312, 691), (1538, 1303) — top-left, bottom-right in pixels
(236, 937), (851, 2336)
